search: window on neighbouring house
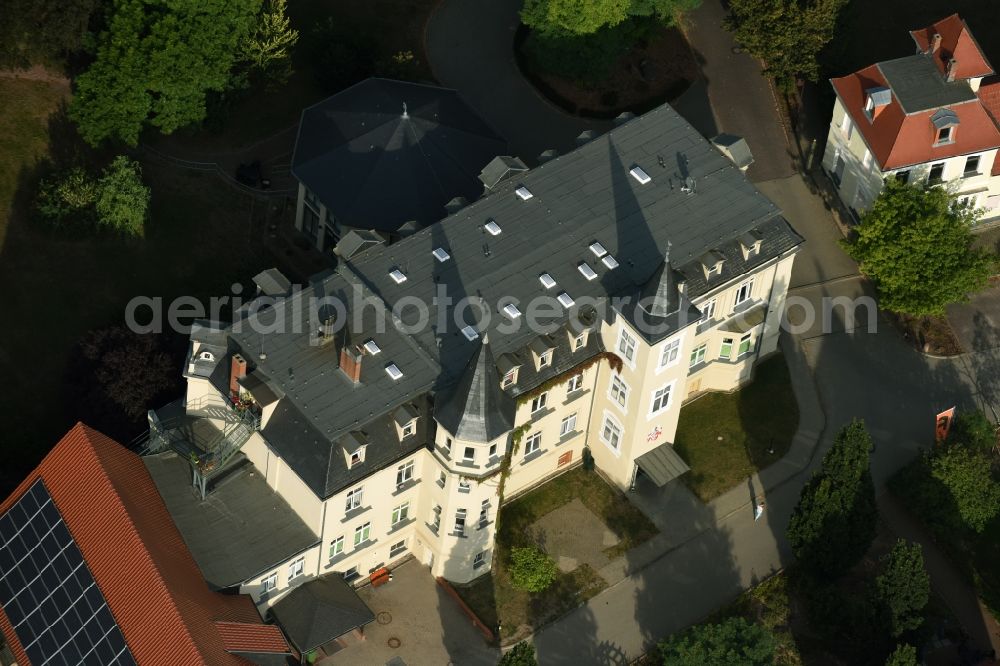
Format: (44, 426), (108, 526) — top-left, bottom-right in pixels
(936, 126), (952, 144)
(895, 169), (910, 184)
(401, 421), (414, 438)
(391, 502), (409, 526)
(262, 573), (277, 592)
(463, 447), (475, 463)
(720, 337), (734, 359)
(965, 155), (981, 176)
(530, 393), (548, 413)
(459, 479), (470, 493)
(343, 566), (359, 581)
(650, 384), (673, 414)
(573, 333), (586, 351)
(438, 471), (446, 487)
(350, 448), (365, 467)
(737, 333), (753, 357)
(479, 500), (489, 527)
(489, 442), (498, 458)
(862, 149), (872, 170)
(699, 299), (716, 323)
(928, 163), (945, 184)
(659, 339), (681, 368)
(560, 413), (577, 437)
(288, 558), (304, 581)
(473, 551), (486, 568)
(567, 373), (583, 393)
(864, 96), (874, 115)
(502, 368), (517, 388)
(396, 461), (413, 487)
(390, 540), (407, 558)
(690, 344), (707, 368)
(618, 329), (637, 363)
(524, 432), (541, 456)
(345, 487), (363, 512)
(601, 416), (622, 451)
(840, 113), (852, 136)
(539, 349), (553, 368)
(455, 509), (467, 535)
(734, 279), (754, 307)
(329, 537), (344, 559)
(354, 522), (371, 546)
(443, 437), (452, 454)
(610, 375), (629, 408)
(431, 507), (441, 532)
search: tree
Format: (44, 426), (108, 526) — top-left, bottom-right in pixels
(949, 410), (996, 454)
(659, 617), (775, 666)
(240, 0), (299, 86)
(498, 641), (538, 666)
(35, 167), (99, 227)
(0, 0), (99, 69)
(508, 546), (557, 592)
(787, 420), (877, 578)
(844, 179), (993, 316)
(726, 0), (848, 90)
(884, 643), (917, 666)
(521, 0), (698, 36)
(70, 0), (261, 146)
(875, 539), (929, 637)
(929, 444), (1000, 533)
(95, 156), (150, 237)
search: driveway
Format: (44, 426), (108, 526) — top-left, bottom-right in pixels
(425, 0), (609, 165)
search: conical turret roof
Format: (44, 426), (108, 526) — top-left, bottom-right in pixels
(640, 244), (681, 317)
(434, 334), (515, 443)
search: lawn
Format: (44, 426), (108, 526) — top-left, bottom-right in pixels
(673, 355), (800, 502)
(454, 466), (658, 645)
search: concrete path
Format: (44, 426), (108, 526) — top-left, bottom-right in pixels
(425, 0), (609, 165)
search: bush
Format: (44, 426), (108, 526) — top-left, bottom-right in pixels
(35, 167), (99, 228)
(522, 17), (654, 83)
(95, 156), (150, 237)
(659, 617), (775, 666)
(884, 643), (917, 666)
(508, 546), (557, 592)
(875, 540), (929, 637)
(949, 410), (996, 454)
(498, 641), (538, 665)
(929, 445), (1000, 534)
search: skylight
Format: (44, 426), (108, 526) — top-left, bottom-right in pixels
(515, 186), (533, 201)
(461, 325), (479, 341)
(539, 273), (557, 289)
(503, 303), (522, 319)
(557, 292), (575, 309)
(433, 247), (450, 262)
(389, 269), (407, 284)
(385, 363), (403, 380)
(629, 166), (651, 184)
(602, 255), (620, 269)
(363, 339), (381, 355)
(589, 242), (607, 257)
(578, 262), (598, 281)
(484, 219), (502, 236)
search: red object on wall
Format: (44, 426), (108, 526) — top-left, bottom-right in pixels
(370, 568), (390, 587)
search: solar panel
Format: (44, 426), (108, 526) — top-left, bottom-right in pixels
(0, 479), (136, 666)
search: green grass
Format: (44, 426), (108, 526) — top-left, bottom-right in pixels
(673, 355), (800, 502)
(454, 467), (658, 644)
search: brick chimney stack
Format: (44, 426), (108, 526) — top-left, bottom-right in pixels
(946, 58), (958, 82)
(230, 353), (247, 397)
(339, 345), (363, 383)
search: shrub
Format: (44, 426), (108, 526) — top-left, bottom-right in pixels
(659, 617), (775, 666)
(929, 445), (1000, 534)
(35, 167), (99, 227)
(498, 641), (538, 665)
(874, 540), (929, 637)
(884, 643), (917, 666)
(508, 546), (557, 592)
(949, 410), (996, 454)
(95, 156), (150, 237)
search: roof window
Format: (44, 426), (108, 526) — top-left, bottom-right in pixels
(503, 303), (522, 319)
(484, 219), (502, 236)
(461, 325), (479, 341)
(432, 247), (450, 262)
(539, 273), (557, 289)
(601, 255), (620, 269)
(389, 269), (407, 284)
(515, 186), (533, 201)
(385, 363), (403, 380)
(578, 262), (598, 281)
(589, 242), (607, 257)
(557, 292), (575, 309)
(363, 339), (381, 355)
(629, 166), (651, 184)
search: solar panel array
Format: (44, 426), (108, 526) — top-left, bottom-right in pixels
(0, 479), (136, 666)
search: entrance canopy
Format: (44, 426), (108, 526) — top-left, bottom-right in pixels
(636, 443), (690, 486)
(271, 575), (375, 653)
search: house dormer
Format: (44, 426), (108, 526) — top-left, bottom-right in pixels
(931, 109), (959, 146)
(700, 251), (725, 280)
(863, 87), (891, 121)
(393, 404), (419, 440)
(498, 353), (520, 389)
(739, 230), (763, 260)
(529, 336), (555, 370)
(567, 318), (591, 352)
(342, 432), (368, 468)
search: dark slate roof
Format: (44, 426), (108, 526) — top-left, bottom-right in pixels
(291, 78), (507, 233)
(640, 258), (681, 318)
(144, 452), (320, 589)
(479, 155), (529, 189)
(271, 576), (375, 653)
(878, 54), (976, 114)
(435, 335), (516, 442)
(253, 269), (292, 297)
(711, 133), (753, 169)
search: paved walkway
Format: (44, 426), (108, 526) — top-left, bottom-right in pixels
(425, 0), (609, 165)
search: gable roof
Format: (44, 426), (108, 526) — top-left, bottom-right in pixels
(0, 424), (290, 666)
(270, 576), (374, 653)
(909, 13), (994, 80)
(291, 78), (507, 233)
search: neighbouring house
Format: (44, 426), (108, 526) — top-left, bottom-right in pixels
(823, 13), (1000, 224)
(144, 101), (802, 618)
(0, 424), (293, 666)
(291, 78), (508, 251)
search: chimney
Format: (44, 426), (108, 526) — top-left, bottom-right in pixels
(946, 58), (958, 82)
(230, 353), (247, 397)
(930, 33), (942, 53)
(340, 345), (362, 383)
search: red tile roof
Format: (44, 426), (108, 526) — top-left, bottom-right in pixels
(0, 424), (291, 666)
(910, 13), (994, 80)
(215, 621), (292, 654)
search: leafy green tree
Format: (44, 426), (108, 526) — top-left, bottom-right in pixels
(875, 540), (929, 637)
(787, 420), (877, 578)
(0, 0), (99, 69)
(844, 179), (993, 316)
(522, 0), (697, 35)
(498, 641), (538, 665)
(508, 546), (557, 592)
(240, 0), (298, 85)
(929, 445), (1000, 533)
(884, 643), (917, 666)
(949, 410), (996, 454)
(70, 0), (261, 146)
(659, 617), (775, 666)
(35, 167), (99, 226)
(726, 0), (848, 90)
(95, 156), (150, 237)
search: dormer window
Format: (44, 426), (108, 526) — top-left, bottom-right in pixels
(572, 331), (587, 351)
(350, 447), (365, 468)
(402, 421), (414, 438)
(502, 368), (517, 388)
(539, 350), (553, 368)
(530, 336), (554, 370)
(937, 126), (952, 144)
(739, 231), (762, 260)
(863, 87), (891, 121)
(198, 350), (215, 362)
(931, 109), (958, 146)
(864, 96), (874, 114)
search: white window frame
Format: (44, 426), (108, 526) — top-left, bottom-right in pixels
(649, 383), (674, 417)
(609, 374), (629, 411)
(288, 557), (304, 581)
(479, 500), (489, 527)
(600, 413), (623, 455)
(689, 343), (707, 368)
(502, 368), (517, 388)
(659, 339), (681, 369)
(567, 373), (583, 393)
(349, 447), (365, 467)
(617, 328), (637, 365)
(455, 509), (467, 535)
(262, 572), (277, 592)
(530, 392), (548, 413)
(524, 432), (541, 456)
(443, 437), (452, 453)
(699, 299), (716, 323)
(538, 349), (553, 368)
(463, 446), (475, 463)
(734, 279), (754, 308)
(489, 442), (498, 458)
(354, 522), (371, 546)
(390, 540), (407, 557)
(329, 536), (344, 559)
(573, 332), (586, 351)
(862, 148), (872, 170)
(396, 461), (414, 486)
(345, 487), (363, 512)
(560, 413), (577, 437)
(965, 154), (981, 176)
(401, 421), (414, 438)
(720, 337), (734, 360)
(391, 502), (410, 526)
(737, 332), (754, 357)
(473, 551), (486, 568)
